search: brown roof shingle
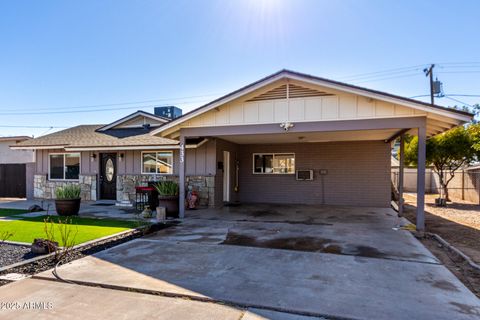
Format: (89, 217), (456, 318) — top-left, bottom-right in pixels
(14, 125), (178, 148)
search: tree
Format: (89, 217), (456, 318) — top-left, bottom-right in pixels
(404, 126), (475, 201)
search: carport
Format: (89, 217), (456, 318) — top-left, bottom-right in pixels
(150, 70), (472, 231)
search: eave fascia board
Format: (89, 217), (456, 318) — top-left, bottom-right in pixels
(10, 145), (67, 150)
(150, 74), (286, 135)
(97, 111), (169, 132)
(63, 140), (207, 152)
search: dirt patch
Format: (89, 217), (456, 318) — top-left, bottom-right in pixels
(403, 193), (480, 264)
(418, 235), (480, 299)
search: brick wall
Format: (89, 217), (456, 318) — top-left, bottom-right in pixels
(237, 141), (391, 207)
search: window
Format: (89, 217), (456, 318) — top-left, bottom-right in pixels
(49, 153), (80, 180)
(253, 153), (295, 174)
(142, 151), (173, 174)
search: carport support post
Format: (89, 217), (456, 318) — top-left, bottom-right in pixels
(398, 134), (405, 217)
(416, 125), (426, 232)
(179, 134), (186, 219)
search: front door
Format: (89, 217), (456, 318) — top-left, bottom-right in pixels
(100, 153), (117, 200)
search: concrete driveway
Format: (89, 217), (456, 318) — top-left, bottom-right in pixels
(2, 204), (480, 319)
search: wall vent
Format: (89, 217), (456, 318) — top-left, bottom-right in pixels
(247, 84), (333, 102)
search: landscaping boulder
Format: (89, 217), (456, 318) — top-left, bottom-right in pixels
(31, 238), (58, 255)
(28, 205), (44, 212)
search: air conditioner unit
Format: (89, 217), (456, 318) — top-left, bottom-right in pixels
(296, 169), (313, 181)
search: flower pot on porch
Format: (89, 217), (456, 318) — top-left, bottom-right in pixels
(55, 198), (81, 216)
(158, 195), (179, 218)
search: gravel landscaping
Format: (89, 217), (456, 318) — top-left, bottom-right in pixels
(0, 243), (36, 268)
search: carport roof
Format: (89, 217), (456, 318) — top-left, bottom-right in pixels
(151, 69), (473, 136)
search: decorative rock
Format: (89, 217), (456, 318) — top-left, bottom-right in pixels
(0, 273), (30, 281)
(31, 238), (58, 255)
(28, 204), (44, 212)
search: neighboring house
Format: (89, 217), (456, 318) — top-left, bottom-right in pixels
(12, 70), (472, 230)
(0, 136), (35, 198)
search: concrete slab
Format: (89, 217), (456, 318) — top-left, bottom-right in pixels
(146, 217), (438, 264)
(187, 204), (400, 228)
(0, 278), (244, 320)
(37, 239), (480, 320)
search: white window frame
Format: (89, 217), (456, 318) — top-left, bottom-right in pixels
(48, 152), (81, 181)
(141, 151), (174, 175)
(252, 153), (295, 175)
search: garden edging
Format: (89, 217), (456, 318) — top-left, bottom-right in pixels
(0, 227), (144, 273)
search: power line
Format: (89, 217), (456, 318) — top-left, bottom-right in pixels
(338, 64), (427, 81)
(0, 125), (68, 128)
(446, 94), (480, 97)
(437, 71), (480, 74)
(0, 93), (221, 112)
(444, 96), (473, 108)
(351, 72), (422, 84)
(0, 98), (211, 116)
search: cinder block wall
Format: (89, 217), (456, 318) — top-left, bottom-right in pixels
(237, 141), (391, 207)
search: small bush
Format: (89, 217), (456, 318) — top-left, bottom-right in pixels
(55, 185), (81, 199)
(154, 181), (179, 196)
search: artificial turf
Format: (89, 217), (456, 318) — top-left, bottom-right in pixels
(0, 210), (144, 245)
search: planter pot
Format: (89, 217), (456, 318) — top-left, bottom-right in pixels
(158, 195), (179, 218)
(55, 198), (81, 216)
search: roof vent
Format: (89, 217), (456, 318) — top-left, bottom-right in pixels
(154, 106), (182, 120)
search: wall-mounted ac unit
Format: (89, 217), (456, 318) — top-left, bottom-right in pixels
(296, 169), (313, 181)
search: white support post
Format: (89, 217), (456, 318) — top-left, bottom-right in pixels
(398, 134), (405, 217)
(179, 134), (186, 219)
(416, 125), (426, 232)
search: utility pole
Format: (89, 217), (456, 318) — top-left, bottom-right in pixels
(424, 64), (435, 105)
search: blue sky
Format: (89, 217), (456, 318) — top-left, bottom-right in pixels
(0, 0), (479, 137)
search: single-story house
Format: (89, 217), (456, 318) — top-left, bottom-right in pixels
(0, 136), (35, 198)
(12, 70), (472, 231)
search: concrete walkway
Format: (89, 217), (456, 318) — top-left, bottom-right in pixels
(0, 278), (325, 320)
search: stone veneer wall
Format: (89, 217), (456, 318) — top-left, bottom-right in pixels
(116, 174), (215, 207)
(34, 174), (97, 201)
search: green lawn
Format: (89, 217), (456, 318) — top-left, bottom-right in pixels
(0, 208), (30, 217)
(0, 209), (145, 245)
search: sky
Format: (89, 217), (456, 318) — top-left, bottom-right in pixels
(0, 0), (479, 137)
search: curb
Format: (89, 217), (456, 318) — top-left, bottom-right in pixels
(426, 232), (480, 272)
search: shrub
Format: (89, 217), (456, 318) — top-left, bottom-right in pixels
(55, 185), (81, 199)
(154, 181), (179, 196)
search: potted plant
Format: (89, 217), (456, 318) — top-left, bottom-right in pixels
(54, 185), (81, 216)
(154, 181), (179, 218)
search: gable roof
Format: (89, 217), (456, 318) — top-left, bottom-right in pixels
(97, 110), (170, 132)
(151, 69), (473, 135)
(12, 125), (178, 150)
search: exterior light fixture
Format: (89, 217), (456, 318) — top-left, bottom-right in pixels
(280, 122), (294, 132)
(90, 153), (97, 162)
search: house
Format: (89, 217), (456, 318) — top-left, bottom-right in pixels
(12, 70), (472, 231)
(0, 136), (35, 198)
